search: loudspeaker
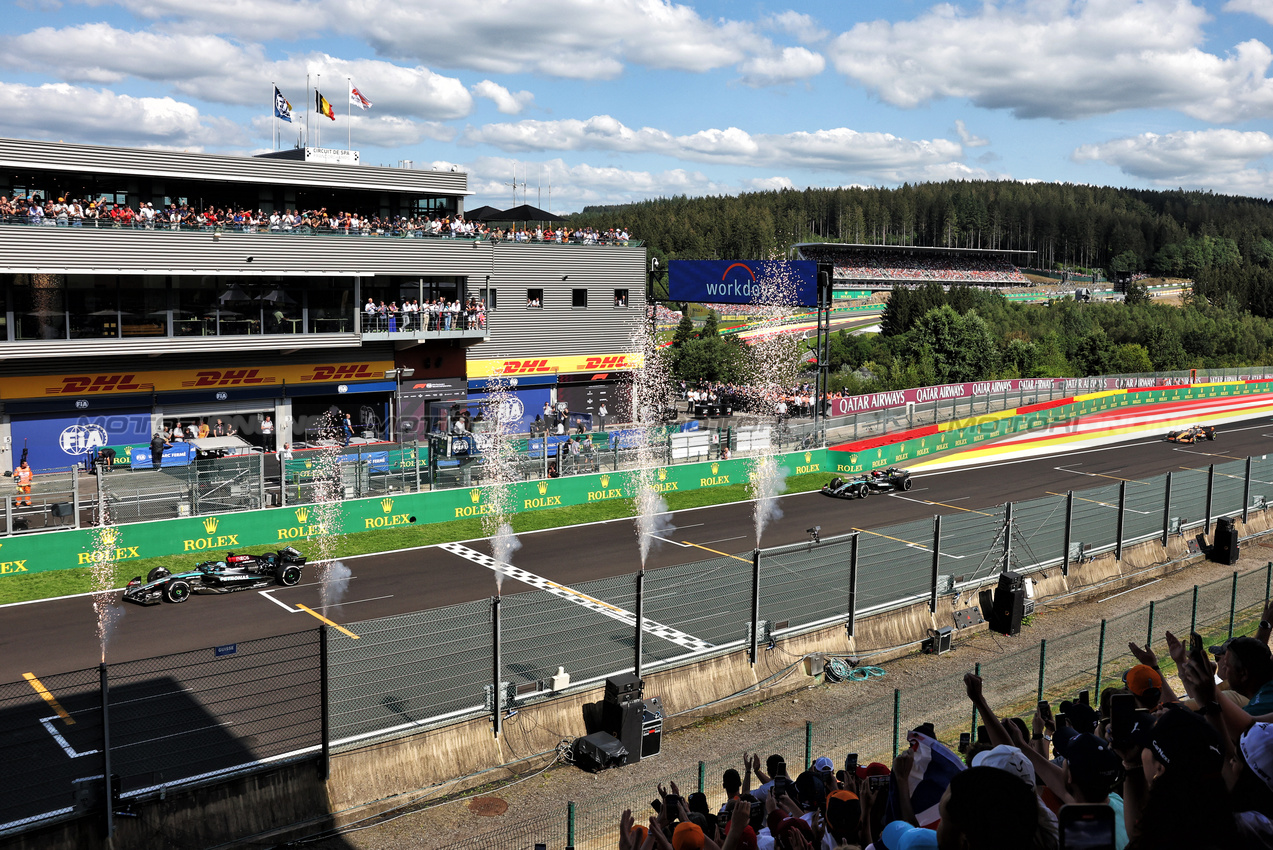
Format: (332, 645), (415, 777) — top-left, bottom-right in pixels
(52, 502), (74, 518)
(642, 697), (664, 758)
(1212, 517), (1239, 565)
(990, 572), (1026, 635)
(602, 699), (644, 765)
(978, 589), (995, 623)
(605, 673), (643, 705)
(572, 731), (628, 772)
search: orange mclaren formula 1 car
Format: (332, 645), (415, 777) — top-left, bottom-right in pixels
(1165, 425), (1216, 444)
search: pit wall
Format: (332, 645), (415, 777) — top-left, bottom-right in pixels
(0, 450), (828, 577)
(827, 380), (1273, 474)
(9, 516), (1240, 850)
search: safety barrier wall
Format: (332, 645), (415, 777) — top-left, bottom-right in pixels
(0, 450), (827, 577)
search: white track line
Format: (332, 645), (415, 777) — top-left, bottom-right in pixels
(440, 542), (713, 652)
(40, 717), (98, 758)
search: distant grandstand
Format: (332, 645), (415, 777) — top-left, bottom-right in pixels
(795, 243), (1035, 286)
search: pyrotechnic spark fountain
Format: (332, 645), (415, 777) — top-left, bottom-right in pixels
(307, 411), (348, 610)
(478, 369), (525, 594)
(741, 265), (805, 547)
(629, 312), (676, 565)
(88, 501), (122, 663)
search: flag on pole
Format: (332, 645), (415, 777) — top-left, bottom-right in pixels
(316, 90), (335, 120)
(274, 86), (293, 123)
(349, 82), (372, 111)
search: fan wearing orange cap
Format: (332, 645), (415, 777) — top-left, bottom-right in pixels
(1123, 664), (1166, 710)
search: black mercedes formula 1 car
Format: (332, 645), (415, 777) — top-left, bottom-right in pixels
(1165, 424), (1216, 444)
(123, 547), (307, 605)
(822, 467), (913, 499)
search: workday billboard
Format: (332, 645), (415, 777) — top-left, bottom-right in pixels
(668, 260), (818, 307)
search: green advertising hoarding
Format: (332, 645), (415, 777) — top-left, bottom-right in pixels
(1, 450), (828, 577)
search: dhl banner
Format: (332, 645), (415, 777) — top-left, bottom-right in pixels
(467, 352), (644, 378)
(3, 361), (396, 399)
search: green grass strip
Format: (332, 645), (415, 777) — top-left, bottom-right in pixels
(0, 471), (831, 606)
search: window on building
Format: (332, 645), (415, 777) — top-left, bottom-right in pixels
(482, 287), (497, 310)
(614, 289), (629, 308)
(572, 289), (588, 308)
(527, 288), (543, 309)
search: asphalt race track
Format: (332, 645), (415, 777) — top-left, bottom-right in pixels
(3, 414), (1273, 684)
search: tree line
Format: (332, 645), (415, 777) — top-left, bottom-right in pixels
(570, 181), (1273, 315)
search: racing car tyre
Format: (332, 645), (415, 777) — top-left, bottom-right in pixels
(828, 477), (842, 490)
(901, 477), (913, 491)
(856, 483), (869, 499)
(162, 579), (191, 603)
(277, 566), (302, 587)
(147, 566), (171, 583)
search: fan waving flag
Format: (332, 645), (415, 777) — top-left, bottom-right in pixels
(885, 732), (965, 829)
(273, 86), (293, 123)
(349, 83), (372, 111)
(316, 90), (335, 120)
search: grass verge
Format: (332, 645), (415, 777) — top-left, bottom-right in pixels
(0, 471), (830, 606)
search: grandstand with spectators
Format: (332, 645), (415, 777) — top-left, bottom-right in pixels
(796, 243), (1034, 287)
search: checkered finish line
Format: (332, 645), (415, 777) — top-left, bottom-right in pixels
(440, 542), (714, 652)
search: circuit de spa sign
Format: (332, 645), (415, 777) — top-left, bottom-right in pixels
(826, 376), (1196, 418)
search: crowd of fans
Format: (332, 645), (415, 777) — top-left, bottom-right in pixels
(362, 296), (485, 332)
(618, 604), (1273, 849)
(679, 381), (821, 419)
(0, 195), (634, 245)
(800, 248), (1027, 285)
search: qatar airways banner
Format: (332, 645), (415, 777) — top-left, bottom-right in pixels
(827, 376), (1197, 417)
(668, 260), (818, 307)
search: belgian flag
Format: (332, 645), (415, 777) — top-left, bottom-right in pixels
(316, 90), (335, 120)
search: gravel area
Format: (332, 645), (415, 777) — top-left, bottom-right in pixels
(288, 537), (1273, 850)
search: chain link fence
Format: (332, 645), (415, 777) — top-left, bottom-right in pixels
(0, 629), (322, 837)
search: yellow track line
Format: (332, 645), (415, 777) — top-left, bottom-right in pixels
(1047, 491), (1119, 508)
(296, 604), (360, 639)
(912, 498), (993, 516)
(23, 673), (74, 724)
(681, 541), (752, 563)
(852, 527), (924, 546)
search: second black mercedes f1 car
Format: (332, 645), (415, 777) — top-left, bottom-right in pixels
(123, 546), (307, 605)
(822, 467), (913, 499)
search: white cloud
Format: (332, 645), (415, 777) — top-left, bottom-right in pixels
(763, 11), (828, 43)
(738, 47), (825, 87)
(742, 176), (797, 192)
(829, 0), (1273, 122)
(0, 24), (474, 119)
(463, 115), (964, 178)
(0, 81), (244, 149)
(470, 80), (534, 115)
(1225, 0), (1273, 25)
(955, 120), (989, 148)
(251, 113), (454, 148)
(1073, 129), (1273, 184)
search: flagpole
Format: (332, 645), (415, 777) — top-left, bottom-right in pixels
(316, 73), (321, 149)
(306, 73), (311, 150)
(347, 77), (352, 150)
(271, 81), (277, 151)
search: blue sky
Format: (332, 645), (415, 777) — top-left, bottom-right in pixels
(5, 0), (1273, 213)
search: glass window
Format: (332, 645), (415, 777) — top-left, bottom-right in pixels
(309, 277), (355, 334)
(526, 288), (543, 309)
(572, 289), (587, 308)
(119, 275), (168, 338)
(12, 273), (66, 340)
(614, 289), (629, 308)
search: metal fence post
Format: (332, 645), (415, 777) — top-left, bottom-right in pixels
(319, 626), (330, 779)
(72, 464), (81, 530)
(567, 801), (576, 850)
(930, 515), (942, 613)
(1003, 501), (1013, 572)
(100, 662), (113, 840)
(805, 721), (813, 771)
(971, 662), (981, 740)
(492, 594), (502, 738)
(1115, 481), (1126, 561)
(892, 688), (901, 757)
(1267, 562), (1272, 605)
(749, 549), (760, 666)
(1062, 491), (1074, 575)
(634, 570), (645, 680)
(1095, 620), (1106, 696)
(1245, 457), (1253, 523)
(1162, 472), (1173, 546)
(699, 760), (707, 793)
(1037, 639), (1047, 703)
(847, 533), (859, 638)
(414, 440), (422, 493)
(1206, 464), (1215, 535)
(1230, 571), (1239, 640)
(4, 485), (11, 535)
(1147, 601), (1156, 649)
(258, 450), (267, 509)
(1191, 586), (1199, 634)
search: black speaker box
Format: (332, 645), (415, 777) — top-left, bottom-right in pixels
(990, 587), (1025, 636)
(605, 673), (643, 705)
(642, 697), (664, 758)
(572, 731), (628, 772)
(1212, 517), (1239, 565)
(978, 589), (995, 623)
(51, 502), (74, 518)
(602, 699), (644, 765)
